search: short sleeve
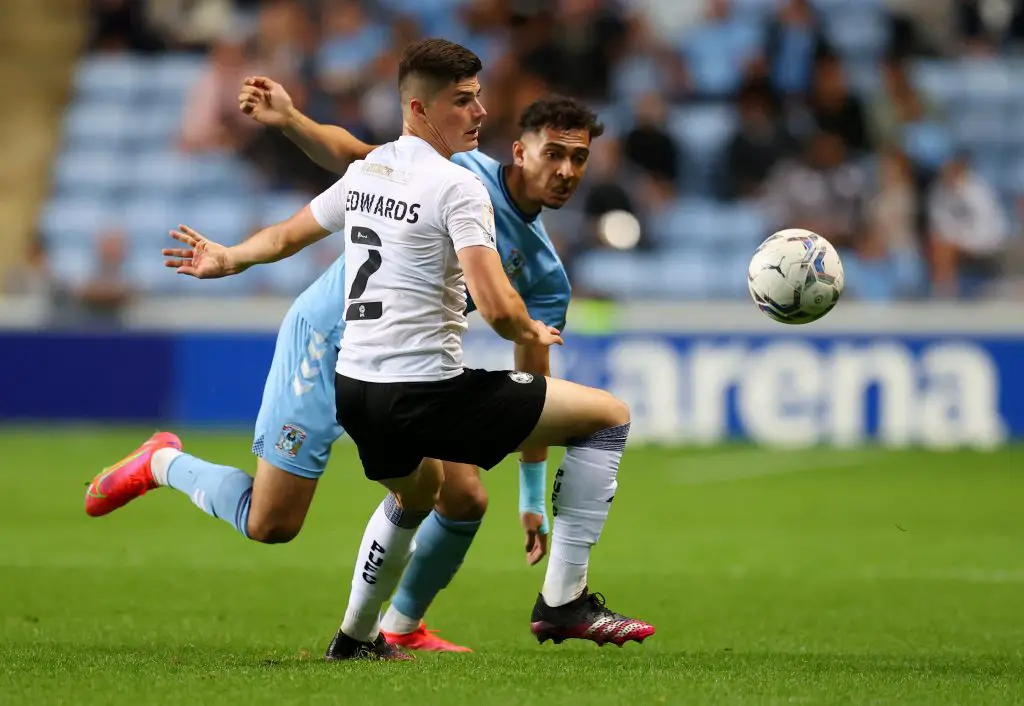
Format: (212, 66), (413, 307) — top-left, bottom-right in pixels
(523, 267), (572, 331)
(309, 177), (348, 233)
(441, 173), (497, 252)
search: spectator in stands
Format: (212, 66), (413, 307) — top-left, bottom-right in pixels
(3, 238), (52, 298)
(87, 0), (166, 53)
(927, 153), (1009, 298)
(623, 92), (682, 186)
(50, 228), (134, 328)
(516, 0), (631, 101)
(315, 0), (389, 94)
(763, 130), (870, 254)
(678, 0), (763, 99)
(146, 0), (236, 51)
(724, 77), (797, 200)
(868, 50), (941, 148)
(178, 33), (264, 153)
(763, 0), (832, 99)
(804, 52), (871, 153)
(844, 148), (927, 300)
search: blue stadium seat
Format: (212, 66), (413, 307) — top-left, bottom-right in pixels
(48, 245), (98, 289)
(949, 107), (1006, 148)
(910, 60), (961, 106)
(260, 191), (312, 228)
(125, 106), (183, 149)
(147, 54), (206, 104)
(38, 197), (117, 244)
(61, 102), (133, 150)
(317, 26), (389, 78)
(959, 59), (1015, 103)
(72, 55), (142, 103)
(572, 250), (648, 298)
(823, 7), (889, 59)
(666, 104), (737, 192)
(121, 196), (179, 245)
(679, 20), (763, 96)
(129, 151), (257, 197)
(901, 121), (954, 171)
(176, 196), (255, 246)
(611, 55), (666, 102)
(51, 150), (130, 199)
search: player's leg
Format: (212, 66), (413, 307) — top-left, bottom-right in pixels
(326, 456), (442, 661)
(84, 309), (335, 544)
(513, 377), (653, 645)
(380, 461), (486, 651)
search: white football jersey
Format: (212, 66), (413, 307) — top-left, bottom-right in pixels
(309, 135), (498, 383)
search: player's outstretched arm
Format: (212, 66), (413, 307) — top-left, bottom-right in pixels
(239, 77), (378, 174)
(163, 207), (331, 278)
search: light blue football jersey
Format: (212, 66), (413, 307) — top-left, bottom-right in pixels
(291, 149), (571, 348)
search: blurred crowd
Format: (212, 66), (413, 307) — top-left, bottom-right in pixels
(9, 0), (1024, 322)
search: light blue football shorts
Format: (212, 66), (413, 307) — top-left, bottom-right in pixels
(252, 308), (344, 479)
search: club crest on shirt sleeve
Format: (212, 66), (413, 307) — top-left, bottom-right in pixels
(482, 202), (496, 243)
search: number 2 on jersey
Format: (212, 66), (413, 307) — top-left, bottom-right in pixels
(345, 226), (383, 321)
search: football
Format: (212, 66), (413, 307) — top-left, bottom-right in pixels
(747, 229), (845, 325)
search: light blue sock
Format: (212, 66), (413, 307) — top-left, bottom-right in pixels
(389, 511), (481, 622)
(166, 454), (253, 538)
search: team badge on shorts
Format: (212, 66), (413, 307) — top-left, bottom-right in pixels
(275, 424), (307, 457)
(509, 371), (534, 384)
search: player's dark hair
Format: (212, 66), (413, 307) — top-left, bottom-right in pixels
(518, 95), (605, 140)
(398, 38), (482, 99)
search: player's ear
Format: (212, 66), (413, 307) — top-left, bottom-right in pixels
(409, 97), (426, 120)
(512, 140), (525, 167)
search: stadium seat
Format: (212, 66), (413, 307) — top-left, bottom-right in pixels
(51, 150), (131, 199)
(176, 196), (256, 246)
(822, 7), (889, 59)
(901, 121), (954, 172)
(147, 54), (206, 104)
(38, 197), (118, 244)
(260, 191), (312, 228)
(61, 102), (133, 151)
(910, 60), (961, 106)
(679, 20), (763, 97)
(129, 151), (257, 197)
(72, 55), (143, 103)
(959, 59), (1016, 103)
(666, 103), (737, 192)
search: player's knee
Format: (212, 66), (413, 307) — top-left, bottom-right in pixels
(437, 481), (488, 521)
(246, 516), (302, 544)
(605, 395), (631, 428)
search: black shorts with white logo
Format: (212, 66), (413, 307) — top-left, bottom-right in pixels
(335, 368), (547, 481)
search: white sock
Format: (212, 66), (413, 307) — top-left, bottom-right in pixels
(151, 448), (182, 486)
(380, 604), (421, 635)
(340, 494), (428, 642)
(542, 552), (588, 606)
(542, 423), (629, 607)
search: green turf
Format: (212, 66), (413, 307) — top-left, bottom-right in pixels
(2, 428), (1023, 704)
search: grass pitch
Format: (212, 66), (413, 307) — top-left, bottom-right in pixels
(2, 428), (1022, 704)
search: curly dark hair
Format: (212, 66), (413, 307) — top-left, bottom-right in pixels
(517, 95), (605, 140)
(398, 38), (482, 97)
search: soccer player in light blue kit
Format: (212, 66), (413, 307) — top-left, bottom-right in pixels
(86, 76), (606, 654)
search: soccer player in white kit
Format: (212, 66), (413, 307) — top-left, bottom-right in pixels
(89, 39), (655, 658)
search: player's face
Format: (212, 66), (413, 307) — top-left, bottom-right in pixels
(425, 77), (486, 153)
(515, 127), (592, 209)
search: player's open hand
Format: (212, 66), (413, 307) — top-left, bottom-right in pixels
(522, 512), (548, 566)
(239, 76), (294, 128)
(532, 320), (564, 347)
(163, 225), (234, 278)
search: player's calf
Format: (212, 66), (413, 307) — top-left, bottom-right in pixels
(337, 459), (442, 645)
